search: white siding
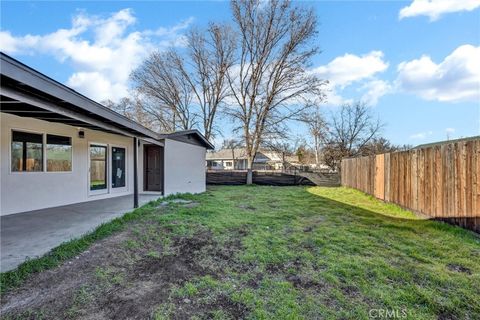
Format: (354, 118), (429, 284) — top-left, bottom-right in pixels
(164, 139), (206, 195)
(0, 113), (134, 216)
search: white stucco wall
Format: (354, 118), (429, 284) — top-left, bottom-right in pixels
(0, 113), (135, 216)
(164, 139), (207, 195)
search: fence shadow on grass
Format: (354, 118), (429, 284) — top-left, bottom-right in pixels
(304, 187), (480, 237)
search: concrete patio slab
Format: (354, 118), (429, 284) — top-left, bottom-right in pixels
(0, 194), (161, 272)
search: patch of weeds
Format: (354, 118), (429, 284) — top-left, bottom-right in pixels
(172, 281), (200, 298)
(210, 309), (231, 320)
(123, 239), (141, 250)
(153, 303), (175, 320)
(147, 251), (161, 259)
(64, 285), (93, 318)
(94, 266), (124, 287)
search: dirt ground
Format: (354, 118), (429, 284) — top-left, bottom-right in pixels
(1, 216), (248, 319)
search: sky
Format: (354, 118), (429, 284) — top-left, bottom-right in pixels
(1, 0), (479, 147)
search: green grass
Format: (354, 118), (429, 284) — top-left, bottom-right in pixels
(150, 186), (480, 319)
(2, 186), (479, 319)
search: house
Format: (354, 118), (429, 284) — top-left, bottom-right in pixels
(206, 148), (299, 170)
(0, 53), (214, 216)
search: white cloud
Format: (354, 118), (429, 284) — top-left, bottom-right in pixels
(410, 131), (433, 139)
(0, 9), (193, 102)
(396, 44), (480, 103)
(311, 51), (390, 106)
(312, 51), (388, 88)
(360, 80), (392, 106)
(399, 0), (480, 21)
(445, 127), (455, 133)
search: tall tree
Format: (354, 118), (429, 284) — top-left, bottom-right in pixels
(301, 103), (327, 166)
(226, 0), (325, 183)
(131, 50), (196, 132)
(131, 24), (235, 140)
(181, 24), (236, 140)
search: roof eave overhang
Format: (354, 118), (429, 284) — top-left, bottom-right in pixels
(0, 53), (160, 139)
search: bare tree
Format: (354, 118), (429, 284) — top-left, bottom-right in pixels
(301, 103), (327, 166)
(103, 97), (159, 131)
(323, 101), (383, 170)
(222, 138), (242, 169)
(263, 139), (293, 171)
(181, 24), (236, 141)
(226, 0), (326, 183)
(358, 137), (398, 156)
(131, 24), (235, 140)
(131, 51), (196, 132)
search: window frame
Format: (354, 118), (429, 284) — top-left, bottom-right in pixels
(110, 144), (128, 192)
(88, 142), (109, 195)
(10, 129), (45, 174)
(46, 133), (73, 173)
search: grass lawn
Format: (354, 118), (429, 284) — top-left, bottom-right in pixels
(1, 186), (479, 319)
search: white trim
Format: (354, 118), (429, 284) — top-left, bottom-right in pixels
(88, 142), (109, 196)
(9, 128), (75, 174)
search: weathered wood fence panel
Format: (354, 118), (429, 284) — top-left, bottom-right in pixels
(341, 139), (480, 233)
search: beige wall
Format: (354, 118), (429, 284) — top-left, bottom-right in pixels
(1, 113), (135, 215)
(164, 139), (206, 195)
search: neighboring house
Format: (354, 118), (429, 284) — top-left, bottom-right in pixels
(206, 148), (299, 170)
(0, 53), (214, 216)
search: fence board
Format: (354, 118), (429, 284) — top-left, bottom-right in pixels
(341, 138), (480, 233)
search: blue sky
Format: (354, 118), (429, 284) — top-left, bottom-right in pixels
(1, 0), (479, 147)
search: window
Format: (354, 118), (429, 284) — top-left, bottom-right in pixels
(90, 145), (107, 190)
(11, 131), (43, 172)
(47, 134), (72, 172)
(225, 161), (233, 167)
(111, 147), (126, 188)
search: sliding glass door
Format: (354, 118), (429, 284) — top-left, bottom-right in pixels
(90, 145), (107, 191)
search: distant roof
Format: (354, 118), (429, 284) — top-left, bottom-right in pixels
(413, 136), (480, 149)
(207, 148), (249, 160)
(206, 148), (299, 162)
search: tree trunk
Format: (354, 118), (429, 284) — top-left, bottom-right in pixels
(314, 135), (319, 166)
(246, 157), (253, 185)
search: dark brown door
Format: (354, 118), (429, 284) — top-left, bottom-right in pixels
(144, 146), (163, 192)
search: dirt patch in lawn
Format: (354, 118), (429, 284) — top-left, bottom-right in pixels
(0, 222), (247, 320)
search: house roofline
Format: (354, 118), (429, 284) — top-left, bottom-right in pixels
(1, 53), (215, 150)
(1, 52), (159, 139)
(159, 129), (215, 150)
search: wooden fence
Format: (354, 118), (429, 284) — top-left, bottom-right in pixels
(341, 138), (480, 233)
